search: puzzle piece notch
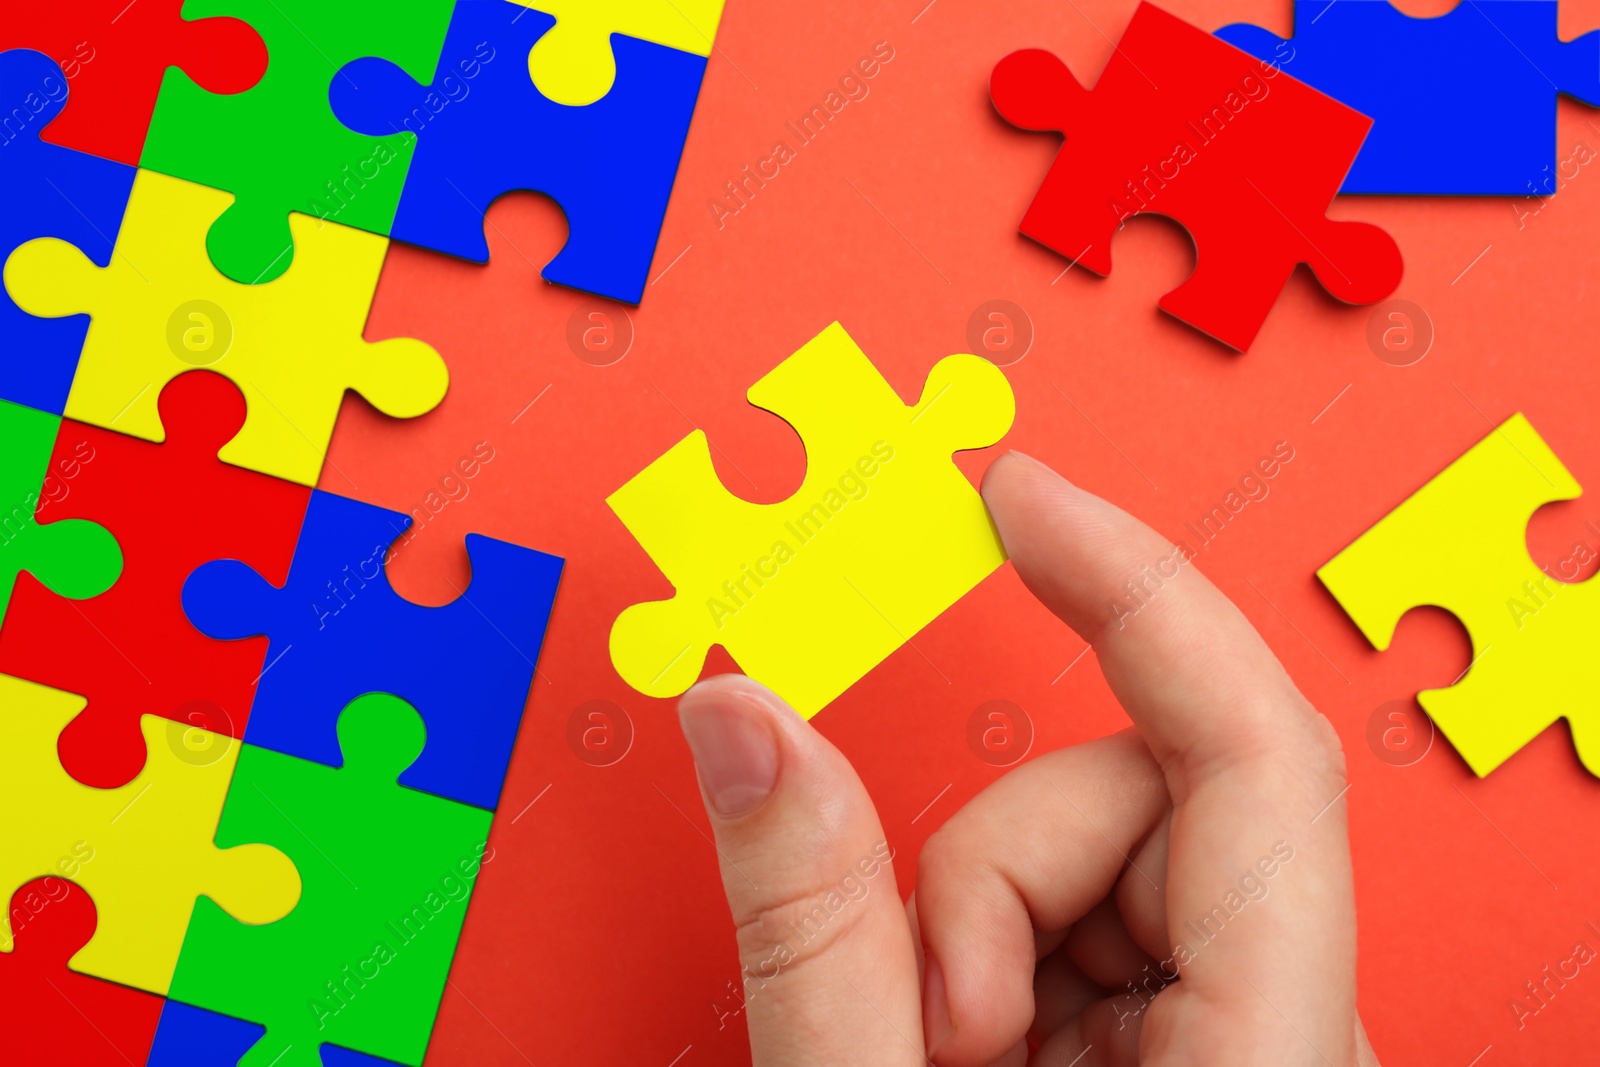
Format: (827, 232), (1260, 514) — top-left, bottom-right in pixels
(0, 397), (122, 622)
(512, 0), (725, 105)
(0, 370), (312, 789)
(0, 877), (165, 1066)
(329, 0), (708, 304)
(138, 0), (454, 283)
(2, 0), (267, 166)
(6, 167), (448, 486)
(608, 322), (1014, 717)
(1217, 2), (1600, 194)
(0, 49), (137, 415)
(182, 487), (563, 810)
(168, 693), (493, 1067)
(0, 673), (300, 994)
(989, 3), (1403, 351)
(1318, 413), (1599, 776)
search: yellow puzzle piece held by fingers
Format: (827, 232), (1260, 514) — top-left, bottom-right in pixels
(514, 0), (725, 105)
(1318, 413), (1599, 777)
(0, 673), (300, 995)
(3, 168), (447, 486)
(608, 322), (1015, 718)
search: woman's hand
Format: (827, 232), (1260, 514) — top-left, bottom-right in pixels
(675, 451), (1377, 1066)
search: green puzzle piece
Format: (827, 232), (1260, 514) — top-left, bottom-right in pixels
(0, 398), (122, 619)
(140, 0), (455, 284)
(168, 693), (493, 1067)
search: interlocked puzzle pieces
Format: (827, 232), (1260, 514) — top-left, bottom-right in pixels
(0, 672), (300, 996)
(1, 878), (164, 1067)
(0, 50), (135, 415)
(0, 396), (121, 621)
(0, 372), (312, 789)
(1217, 1), (1600, 194)
(514, 0), (726, 104)
(1319, 414), (1599, 777)
(1, 0), (267, 167)
(6, 167), (448, 487)
(137, 0), (455, 285)
(331, 0), (707, 304)
(608, 322), (1014, 718)
(184, 488), (564, 811)
(990, 1), (1403, 351)
(167, 694), (492, 1067)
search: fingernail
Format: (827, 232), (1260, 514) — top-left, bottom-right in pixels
(1007, 449), (1068, 482)
(922, 951), (953, 1054)
(678, 681), (780, 817)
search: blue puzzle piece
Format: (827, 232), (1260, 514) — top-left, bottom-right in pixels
(149, 1001), (265, 1067)
(150, 1000), (405, 1067)
(181, 488), (563, 811)
(1217, 1), (1600, 194)
(329, 0), (706, 304)
(0, 49), (135, 413)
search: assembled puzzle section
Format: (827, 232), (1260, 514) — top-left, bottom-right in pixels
(0, 396), (121, 621)
(608, 322), (1015, 718)
(1319, 414), (1599, 777)
(1217, 0), (1600, 194)
(1, 0), (267, 166)
(0, 672), (300, 996)
(139, 0), (454, 283)
(183, 488), (563, 811)
(0, 371), (313, 789)
(166, 694), (493, 1067)
(331, 0), (709, 304)
(989, 1), (1403, 351)
(0, 878), (164, 1067)
(0, 49), (135, 415)
(5, 167), (448, 487)
(514, 0), (726, 104)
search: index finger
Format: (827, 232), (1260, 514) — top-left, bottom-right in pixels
(981, 452), (1359, 1066)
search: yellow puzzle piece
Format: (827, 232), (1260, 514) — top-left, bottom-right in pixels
(608, 322), (1015, 718)
(3, 168), (447, 486)
(514, 0), (725, 105)
(0, 673), (300, 995)
(1318, 413), (1598, 777)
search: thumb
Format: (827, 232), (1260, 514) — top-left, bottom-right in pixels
(677, 675), (924, 1066)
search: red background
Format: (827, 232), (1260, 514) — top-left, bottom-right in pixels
(325, 0), (1600, 1061)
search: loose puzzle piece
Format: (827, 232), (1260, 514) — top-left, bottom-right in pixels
(1319, 413), (1599, 777)
(0, 673), (300, 995)
(6, 167), (448, 486)
(330, 0), (707, 304)
(512, 0), (725, 105)
(990, 2), (1403, 352)
(183, 488), (563, 811)
(150, 996), (406, 1066)
(0, 878), (164, 1067)
(0, 396), (121, 622)
(0, 49), (135, 415)
(168, 693), (493, 1067)
(1217, 1), (1600, 195)
(609, 322), (1015, 718)
(0, 372), (312, 789)
(1, 0), (266, 166)
(139, 0), (454, 283)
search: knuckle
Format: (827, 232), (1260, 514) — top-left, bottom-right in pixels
(732, 880), (877, 979)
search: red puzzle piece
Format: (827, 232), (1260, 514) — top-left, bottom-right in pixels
(2, 0), (266, 166)
(1, 878), (164, 1066)
(989, 2), (1402, 351)
(0, 372), (311, 788)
